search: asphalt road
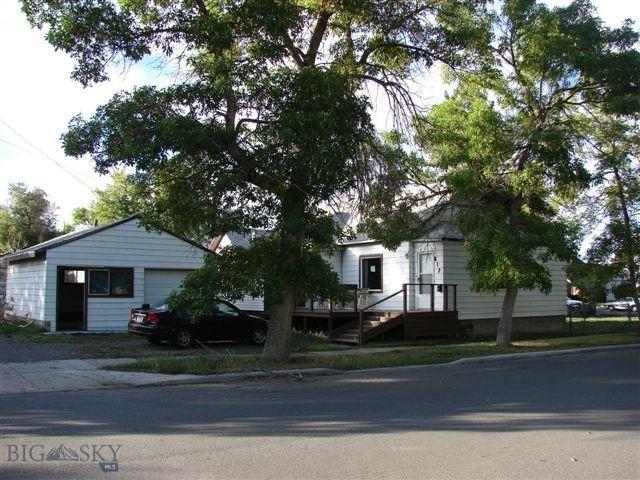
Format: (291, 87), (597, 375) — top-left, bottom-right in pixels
(0, 349), (638, 479)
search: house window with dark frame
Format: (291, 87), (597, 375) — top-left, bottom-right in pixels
(88, 268), (134, 297)
(360, 256), (382, 291)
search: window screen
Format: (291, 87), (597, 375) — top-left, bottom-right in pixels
(110, 269), (133, 296)
(87, 268), (134, 297)
(88, 269), (109, 295)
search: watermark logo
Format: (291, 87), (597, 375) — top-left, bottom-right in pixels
(6, 443), (121, 473)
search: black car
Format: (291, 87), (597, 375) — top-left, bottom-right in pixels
(128, 299), (268, 348)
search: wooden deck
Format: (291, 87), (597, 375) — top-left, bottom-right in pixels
(291, 308), (459, 345)
(288, 283), (461, 345)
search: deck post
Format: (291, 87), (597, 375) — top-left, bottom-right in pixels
(443, 285), (449, 312)
(402, 283), (408, 318)
(328, 299), (333, 338)
(358, 310), (364, 346)
(402, 283), (407, 341)
(452, 284), (457, 311)
(430, 284), (435, 311)
(354, 288), (358, 312)
(303, 316), (307, 334)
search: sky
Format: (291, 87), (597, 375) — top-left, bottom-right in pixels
(0, 0), (638, 227)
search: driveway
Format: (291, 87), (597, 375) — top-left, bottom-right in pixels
(0, 349), (638, 479)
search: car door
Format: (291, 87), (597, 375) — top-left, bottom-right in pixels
(212, 301), (242, 340)
(181, 310), (211, 341)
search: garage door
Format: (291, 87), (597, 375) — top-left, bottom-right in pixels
(144, 269), (192, 306)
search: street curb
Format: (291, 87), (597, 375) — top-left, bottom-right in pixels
(341, 343), (640, 376)
(122, 343), (640, 388)
(447, 343), (640, 366)
(140, 367), (342, 388)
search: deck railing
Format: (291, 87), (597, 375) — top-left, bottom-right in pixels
(357, 283), (458, 346)
(304, 284), (358, 313)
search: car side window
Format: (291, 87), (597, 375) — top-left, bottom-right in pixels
(216, 302), (239, 317)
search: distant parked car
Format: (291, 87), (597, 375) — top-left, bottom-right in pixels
(566, 297), (583, 307)
(128, 299), (268, 348)
(605, 297), (638, 312)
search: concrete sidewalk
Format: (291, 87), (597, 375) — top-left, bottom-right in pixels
(0, 358), (200, 395)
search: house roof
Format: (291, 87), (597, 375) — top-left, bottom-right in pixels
(210, 229), (269, 251)
(0, 216), (210, 263)
(340, 205), (463, 246)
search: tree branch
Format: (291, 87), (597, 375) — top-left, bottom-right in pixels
(305, 12), (331, 66)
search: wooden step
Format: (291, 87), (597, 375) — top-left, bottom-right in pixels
(332, 337), (359, 345)
(362, 321), (381, 327)
(332, 333), (360, 344)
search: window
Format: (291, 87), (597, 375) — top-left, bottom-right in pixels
(88, 270), (109, 295)
(360, 256), (382, 291)
(110, 269), (134, 296)
(216, 302), (239, 317)
(88, 268), (134, 297)
(63, 270), (85, 284)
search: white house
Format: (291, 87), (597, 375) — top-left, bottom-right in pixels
(2, 211), (564, 337)
(334, 235), (566, 336)
(214, 221), (567, 337)
(2, 217), (210, 332)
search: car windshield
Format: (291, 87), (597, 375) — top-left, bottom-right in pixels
(151, 299), (169, 311)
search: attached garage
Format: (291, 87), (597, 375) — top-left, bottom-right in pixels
(2, 217), (208, 332)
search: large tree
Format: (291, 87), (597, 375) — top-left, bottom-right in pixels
(365, 0), (639, 346)
(0, 183), (59, 253)
(585, 116), (640, 320)
(71, 171), (147, 226)
(22, 0), (485, 361)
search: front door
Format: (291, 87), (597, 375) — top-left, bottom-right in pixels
(57, 268), (86, 331)
(416, 253), (434, 310)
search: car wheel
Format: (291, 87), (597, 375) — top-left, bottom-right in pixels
(172, 329), (193, 349)
(146, 337), (163, 345)
(607, 305), (615, 311)
(251, 328), (267, 345)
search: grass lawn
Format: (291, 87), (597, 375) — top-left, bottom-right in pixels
(0, 322), (133, 343)
(0, 321), (345, 352)
(290, 331), (348, 352)
(368, 316), (640, 348)
(106, 332), (640, 375)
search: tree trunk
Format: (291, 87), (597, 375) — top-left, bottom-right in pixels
(261, 185), (306, 362)
(496, 282), (518, 346)
(262, 287), (297, 362)
(612, 166), (640, 324)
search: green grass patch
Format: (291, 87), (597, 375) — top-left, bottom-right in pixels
(290, 330), (349, 352)
(367, 316), (639, 349)
(106, 332), (640, 375)
(0, 321), (46, 337)
(0, 321), (134, 343)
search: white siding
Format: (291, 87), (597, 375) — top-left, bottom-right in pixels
(340, 241), (411, 311)
(214, 234), (265, 311)
(5, 259), (47, 322)
(233, 295), (264, 311)
(442, 240), (566, 320)
(45, 219), (206, 332)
